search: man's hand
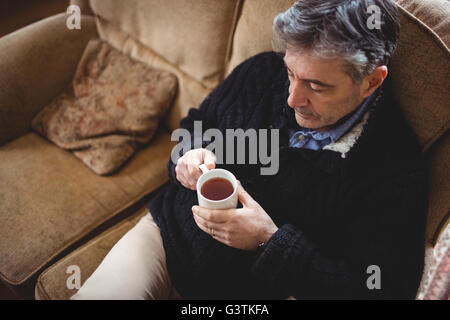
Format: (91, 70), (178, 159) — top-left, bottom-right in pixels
(192, 181), (278, 251)
(175, 148), (216, 190)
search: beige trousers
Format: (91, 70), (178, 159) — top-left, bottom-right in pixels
(71, 212), (175, 300)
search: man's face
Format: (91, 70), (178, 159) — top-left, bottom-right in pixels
(285, 48), (367, 132)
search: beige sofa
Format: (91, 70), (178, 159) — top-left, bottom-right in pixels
(0, 0), (448, 299)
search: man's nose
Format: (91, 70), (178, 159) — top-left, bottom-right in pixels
(287, 81), (309, 108)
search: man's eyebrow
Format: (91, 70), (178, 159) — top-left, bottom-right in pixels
(303, 78), (335, 88)
(284, 60), (335, 88)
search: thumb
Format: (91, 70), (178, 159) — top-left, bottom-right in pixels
(203, 150), (216, 170)
(237, 181), (256, 207)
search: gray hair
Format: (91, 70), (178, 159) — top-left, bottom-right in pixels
(273, 0), (400, 84)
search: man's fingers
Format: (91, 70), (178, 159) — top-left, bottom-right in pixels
(203, 150), (216, 170)
(192, 213), (229, 242)
(192, 209), (232, 244)
(193, 211), (223, 230)
(192, 206), (231, 223)
(178, 171), (196, 190)
(175, 149), (218, 190)
(187, 166), (202, 181)
(237, 181), (256, 207)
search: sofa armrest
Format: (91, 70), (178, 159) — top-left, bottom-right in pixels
(0, 13), (97, 146)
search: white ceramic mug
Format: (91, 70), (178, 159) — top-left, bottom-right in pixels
(196, 164), (238, 209)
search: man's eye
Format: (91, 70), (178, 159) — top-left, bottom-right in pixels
(287, 72), (294, 78)
(309, 84), (324, 93)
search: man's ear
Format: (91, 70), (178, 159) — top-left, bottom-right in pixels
(361, 65), (388, 99)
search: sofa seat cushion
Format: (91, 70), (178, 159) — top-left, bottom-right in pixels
(0, 130), (174, 286)
(35, 205), (181, 300)
(35, 205), (148, 300)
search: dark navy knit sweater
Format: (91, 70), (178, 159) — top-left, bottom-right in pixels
(148, 52), (428, 299)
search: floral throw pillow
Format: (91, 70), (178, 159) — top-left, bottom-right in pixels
(32, 40), (177, 175)
(418, 224), (450, 300)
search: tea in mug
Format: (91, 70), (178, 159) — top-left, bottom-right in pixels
(200, 177), (234, 201)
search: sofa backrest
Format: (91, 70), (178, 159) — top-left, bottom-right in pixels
(225, 0), (297, 75)
(89, 0), (241, 89)
(391, 0), (449, 248)
(79, 0), (449, 246)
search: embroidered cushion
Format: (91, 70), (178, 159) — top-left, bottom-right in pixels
(32, 40), (177, 175)
(417, 224), (450, 300)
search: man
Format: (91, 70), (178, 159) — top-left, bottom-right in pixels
(73, 0), (427, 300)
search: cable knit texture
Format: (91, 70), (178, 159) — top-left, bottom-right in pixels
(148, 52), (428, 299)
